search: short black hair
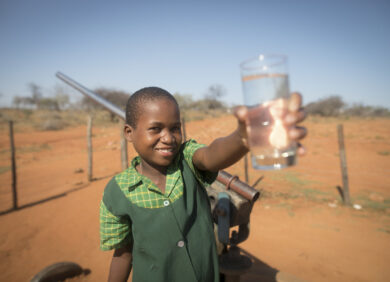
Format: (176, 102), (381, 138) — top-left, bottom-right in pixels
(126, 87), (178, 128)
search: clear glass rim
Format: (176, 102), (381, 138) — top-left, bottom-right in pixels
(240, 54), (287, 70)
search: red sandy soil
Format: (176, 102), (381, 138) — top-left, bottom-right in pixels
(0, 116), (389, 282)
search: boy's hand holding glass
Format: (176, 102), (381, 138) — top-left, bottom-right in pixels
(238, 54), (306, 170)
(234, 92), (307, 159)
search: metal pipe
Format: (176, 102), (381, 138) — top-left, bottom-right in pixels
(217, 171), (259, 202)
(55, 72), (126, 120)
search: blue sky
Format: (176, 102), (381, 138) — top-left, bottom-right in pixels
(0, 0), (389, 108)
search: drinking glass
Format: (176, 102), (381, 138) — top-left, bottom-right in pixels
(240, 54), (296, 170)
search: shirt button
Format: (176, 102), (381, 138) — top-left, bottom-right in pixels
(163, 200), (170, 206)
(177, 240), (185, 248)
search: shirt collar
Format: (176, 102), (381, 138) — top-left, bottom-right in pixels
(124, 156), (143, 191)
(126, 153), (182, 193)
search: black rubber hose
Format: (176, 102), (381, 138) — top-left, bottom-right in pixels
(30, 262), (85, 282)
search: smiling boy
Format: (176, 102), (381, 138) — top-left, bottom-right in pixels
(100, 87), (306, 282)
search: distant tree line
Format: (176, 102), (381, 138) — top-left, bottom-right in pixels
(79, 88), (130, 111)
(11, 82), (228, 114)
(12, 83), (70, 111)
(12, 83), (131, 114)
(305, 95), (390, 117)
(80, 88), (131, 121)
(10, 82), (388, 118)
(174, 84), (227, 112)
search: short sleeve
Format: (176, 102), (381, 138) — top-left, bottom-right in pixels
(182, 139), (218, 187)
(99, 200), (132, 251)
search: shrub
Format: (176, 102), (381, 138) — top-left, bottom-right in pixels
(344, 104), (390, 117)
(81, 88), (130, 111)
(305, 96), (345, 116)
(40, 119), (66, 131)
(174, 93), (194, 110)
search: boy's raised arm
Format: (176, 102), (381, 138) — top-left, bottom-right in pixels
(192, 107), (249, 172)
(192, 92), (307, 172)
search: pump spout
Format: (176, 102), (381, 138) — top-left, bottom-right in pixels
(55, 72), (126, 120)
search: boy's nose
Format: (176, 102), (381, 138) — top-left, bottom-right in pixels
(161, 130), (175, 143)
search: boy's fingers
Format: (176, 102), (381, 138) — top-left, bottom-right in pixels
(289, 126), (307, 140)
(297, 143), (306, 155)
(288, 92), (303, 112)
(232, 106), (249, 148)
(233, 106), (248, 123)
(285, 109), (306, 125)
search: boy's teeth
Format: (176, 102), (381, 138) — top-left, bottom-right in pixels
(158, 148), (173, 152)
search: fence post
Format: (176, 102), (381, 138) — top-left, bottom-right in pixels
(181, 117), (187, 142)
(120, 121), (128, 170)
(9, 121), (18, 210)
(337, 124), (351, 205)
(87, 115), (93, 182)
(244, 154), (249, 184)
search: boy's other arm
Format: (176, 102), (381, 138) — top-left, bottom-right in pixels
(108, 244), (132, 282)
(193, 92), (306, 172)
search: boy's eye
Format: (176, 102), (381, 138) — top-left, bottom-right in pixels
(172, 125), (181, 132)
(149, 127), (161, 132)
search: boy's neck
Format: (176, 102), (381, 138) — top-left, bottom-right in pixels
(137, 159), (168, 175)
(136, 160), (168, 193)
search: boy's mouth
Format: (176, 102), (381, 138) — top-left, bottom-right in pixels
(155, 147), (176, 156)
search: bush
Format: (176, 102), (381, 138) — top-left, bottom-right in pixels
(344, 104), (390, 117)
(36, 112), (67, 131)
(174, 91), (227, 114)
(305, 96), (390, 117)
(305, 96), (345, 117)
(191, 99), (226, 111)
(40, 119), (66, 131)
(81, 88), (130, 111)
(174, 93), (194, 111)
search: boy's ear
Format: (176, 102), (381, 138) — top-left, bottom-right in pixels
(124, 124), (134, 142)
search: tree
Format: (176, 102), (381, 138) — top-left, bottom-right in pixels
(198, 84), (227, 110)
(28, 83), (43, 107)
(37, 98), (60, 110)
(305, 95), (345, 116)
(344, 104), (390, 117)
(80, 88), (131, 121)
(12, 96), (22, 108)
(81, 88), (131, 110)
(204, 84), (226, 100)
(12, 96), (34, 109)
(53, 85), (70, 110)
(173, 92), (194, 110)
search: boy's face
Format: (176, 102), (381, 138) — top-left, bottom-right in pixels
(125, 98), (182, 172)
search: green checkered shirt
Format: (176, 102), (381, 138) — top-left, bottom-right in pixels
(99, 139), (217, 251)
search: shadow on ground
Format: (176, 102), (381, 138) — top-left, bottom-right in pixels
(0, 174), (114, 216)
(241, 248), (306, 282)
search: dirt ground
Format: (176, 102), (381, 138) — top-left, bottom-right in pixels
(0, 115), (389, 282)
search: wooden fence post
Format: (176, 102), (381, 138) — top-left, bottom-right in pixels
(9, 121), (18, 210)
(181, 117), (187, 142)
(120, 121), (128, 170)
(244, 154), (249, 184)
(337, 124), (351, 205)
(87, 116), (93, 182)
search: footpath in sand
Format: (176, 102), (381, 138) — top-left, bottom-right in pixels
(0, 116), (389, 281)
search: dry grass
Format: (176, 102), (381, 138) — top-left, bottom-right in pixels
(0, 108), (123, 132)
(0, 108), (229, 132)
